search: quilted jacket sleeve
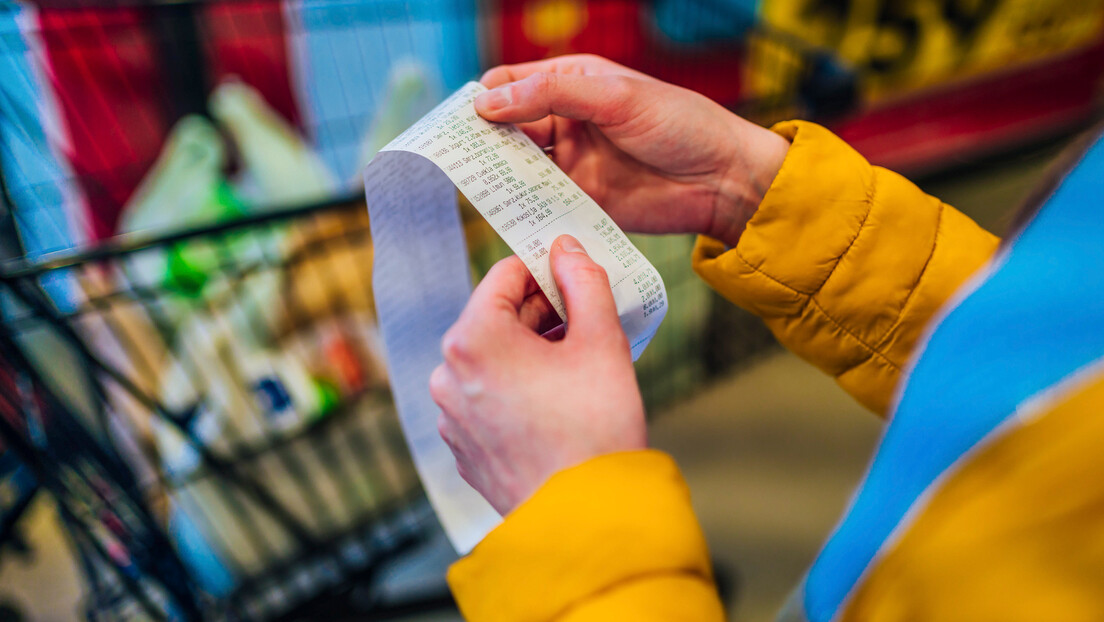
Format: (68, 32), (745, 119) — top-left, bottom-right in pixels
(447, 451), (725, 622)
(694, 121), (1000, 414)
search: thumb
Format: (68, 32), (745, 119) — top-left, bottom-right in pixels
(549, 235), (625, 346)
(474, 72), (635, 127)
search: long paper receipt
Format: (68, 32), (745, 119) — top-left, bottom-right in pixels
(364, 82), (667, 553)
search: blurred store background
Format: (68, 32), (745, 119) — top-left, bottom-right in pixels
(0, 0), (1101, 620)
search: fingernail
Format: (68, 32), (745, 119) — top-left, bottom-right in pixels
(477, 86), (513, 110)
(557, 235), (587, 254)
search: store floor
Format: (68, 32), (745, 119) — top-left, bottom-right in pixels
(651, 351), (881, 621)
(0, 132), (1077, 621)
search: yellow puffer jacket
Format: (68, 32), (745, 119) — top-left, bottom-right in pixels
(446, 121), (1104, 621)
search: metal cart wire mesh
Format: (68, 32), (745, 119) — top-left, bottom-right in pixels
(0, 1), (852, 619)
(1, 198), (443, 621)
(0, 379), (39, 562)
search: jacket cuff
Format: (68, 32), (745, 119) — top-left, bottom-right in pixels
(693, 120), (874, 316)
(447, 450), (714, 622)
(692, 120), (999, 415)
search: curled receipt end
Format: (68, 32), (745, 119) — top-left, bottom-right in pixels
(364, 81), (667, 553)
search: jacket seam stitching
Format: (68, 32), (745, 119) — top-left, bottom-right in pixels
(808, 296), (901, 373)
(728, 165), (877, 297)
(728, 249), (901, 373)
(729, 248), (813, 295)
(871, 200), (945, 352)
(811, 166), (879, 296)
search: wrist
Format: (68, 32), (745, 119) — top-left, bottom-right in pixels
(708, 118), (790, 248)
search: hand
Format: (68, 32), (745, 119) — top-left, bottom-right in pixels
(476, 54), (789, 247)
(430, 235), (647, 515)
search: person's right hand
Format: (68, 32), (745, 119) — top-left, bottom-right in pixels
(476, 54), (790, 248)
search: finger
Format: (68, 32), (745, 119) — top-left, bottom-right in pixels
(480, 58), (584, 87)
(549, 235), (624, 346)
(475, 72), (642, 127)
(437, 413), (468, 468)
(480, 63), (529, 89)
(442, 256), (549, 369)
(451, 255), (535, 342)
(479, 54), (652, 88)
(541, 324), (566, 342)
(515, 119), (555, 148)
(518, 289), (562, 334)
(429, 364), (465, 413)
(471, 255), (533, 312)
(436, 413), (456, 451)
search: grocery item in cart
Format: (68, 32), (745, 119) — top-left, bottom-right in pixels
(149, 309), (406, 593)
(117, 81), (341, 304)
(160, 312), (336, 450)
(355, 62), (442, 176)
(118, 116), (237, 237)
(117, 115), (249, 298)
(210, 80), (338, 209)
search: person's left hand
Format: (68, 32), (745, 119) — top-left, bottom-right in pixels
(430, 235), (647, 515)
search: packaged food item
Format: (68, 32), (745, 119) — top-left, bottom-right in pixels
(210, 80), (337, 208)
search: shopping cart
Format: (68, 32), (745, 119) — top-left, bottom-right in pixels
(0, 338), (39, 564)
(0, 1), (851, 619)
(0, 434), (38, 562)
(0, 196), (452, 621)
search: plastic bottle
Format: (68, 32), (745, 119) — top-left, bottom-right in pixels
(209, 80), (337, 208)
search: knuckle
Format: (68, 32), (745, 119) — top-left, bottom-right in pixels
(454, 460), (470, 484)
(440, 330), (473, 365)
(436, 413), (453, 444)
(567, 54), (601, 73)
(532, 71), (557, 96)
(455, 460), (479, 490)
(575, 260), (610, 286)
(603, 75), (634, 103)
(437, 412), (466, 454)
(428, 365), (450, 404)
(482, 66), (509, 84)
